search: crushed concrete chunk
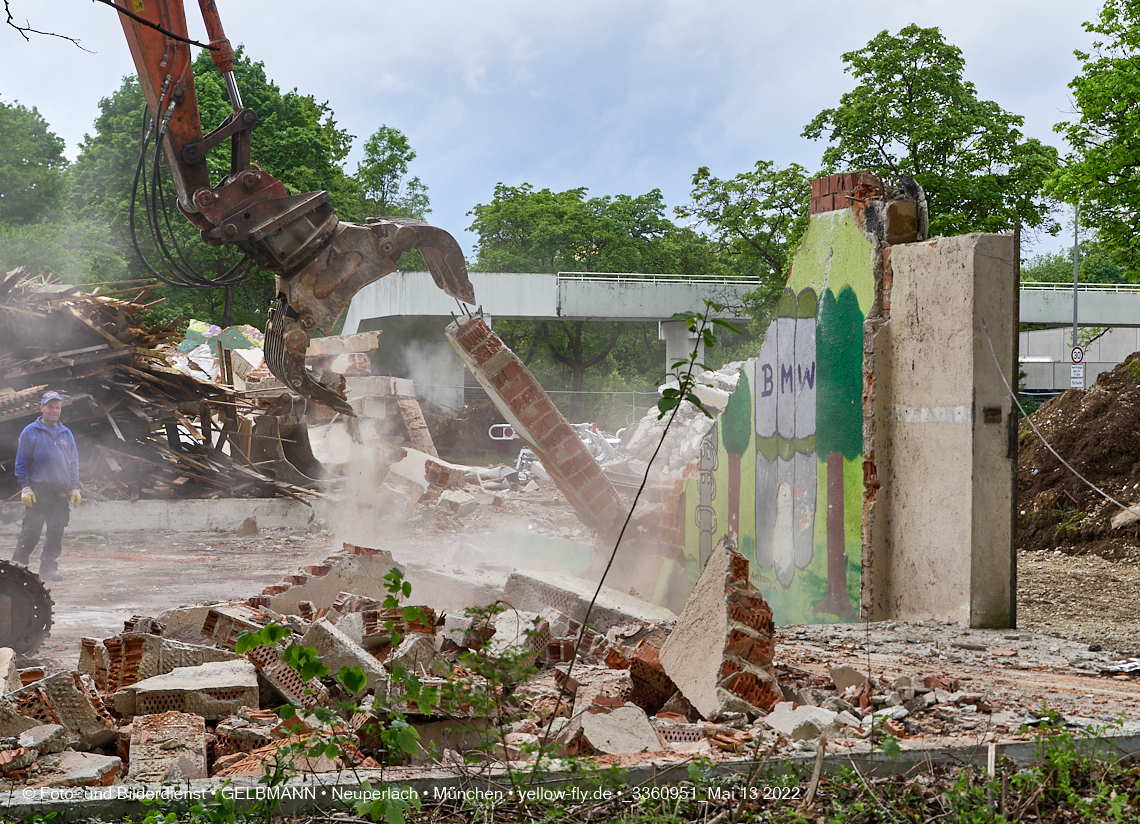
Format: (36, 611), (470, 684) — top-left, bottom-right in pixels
(0, 744), (36, 772)
(385, 634), (451, 678)
(127, 712), (207, 782)
(38, 751), (121, 787)
(486, 610), (549, 666)
(114, 660), (259, 720)
(829, 665), (869, 693)
(300, 618), (389, 697)
(17, 724), (67, 754)
(155, 603), (228, 645)
(436, 489), (477, 517)
(762, 704), (840, 741)
(575, 705), (664, 755)
(660, 538), (780, 720)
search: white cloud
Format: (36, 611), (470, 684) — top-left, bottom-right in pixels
(0, 0), (1102, 256)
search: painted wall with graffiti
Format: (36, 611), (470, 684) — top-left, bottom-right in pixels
(684, 209), (875, 625)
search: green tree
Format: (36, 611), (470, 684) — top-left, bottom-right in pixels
(468, 183), (682, 274)
(803, 24), (1059, 236)
(469, 183), (715, 420)
(0, 98), (67, 226)
(814, 286), (862, 619)
(677, 161), (811, 316)
(1050, 1), (1140, 274)
(69, 48), (359, 326)
(1021, 240), (1128, 284)
(356, 125), (430, 219)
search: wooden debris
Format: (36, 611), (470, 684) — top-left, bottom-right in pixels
(0, 268), (320, 503)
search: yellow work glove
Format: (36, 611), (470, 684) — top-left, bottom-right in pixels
(20, 487), (35, 507)
(69, 490), (82, 508)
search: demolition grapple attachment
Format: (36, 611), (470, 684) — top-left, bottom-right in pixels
(111, 0), (475, 415)
(264, 217), (474, 415)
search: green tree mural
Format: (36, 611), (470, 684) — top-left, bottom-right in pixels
(815, 285), (862, 618)
(722, 368), (752, 542)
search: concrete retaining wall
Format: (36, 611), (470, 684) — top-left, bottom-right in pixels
(0, 498), (313, 536)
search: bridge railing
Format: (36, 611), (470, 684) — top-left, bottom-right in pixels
(557, 271), (763, 287)
(1020, 281), (1140, 292)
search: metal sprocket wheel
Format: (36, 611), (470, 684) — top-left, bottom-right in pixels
(0, 561), (53, 657)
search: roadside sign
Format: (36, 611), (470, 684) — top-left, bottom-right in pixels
(1071, 363), (1085, 389)
(1071, 346), (1084, 364)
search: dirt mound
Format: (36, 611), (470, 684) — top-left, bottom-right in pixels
(1018, 352), (1140, 557)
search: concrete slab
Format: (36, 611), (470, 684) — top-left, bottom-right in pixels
(385, 634), (451, 678)
(103, 634), (236, 691)
(829, 665), (869, 693)
(114, 660), (259, 720)
(401, 565), (507, 613)
(0, 498), (313, 536)
(503, 570), (677, 634)
(436, 490), (477, 517)
(17, 724), (68, 754)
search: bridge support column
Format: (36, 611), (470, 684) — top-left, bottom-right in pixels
(659, 320), (704, 376)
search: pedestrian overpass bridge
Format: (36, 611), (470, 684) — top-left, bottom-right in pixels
(1019, 281), (1140, 327)
(341, 273), (1140, 409)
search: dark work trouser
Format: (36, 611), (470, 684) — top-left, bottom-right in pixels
(12, 486), (70, 575)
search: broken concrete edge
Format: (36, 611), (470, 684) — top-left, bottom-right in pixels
(7, 732), (1140, 818)
(0, 498), (316, 536)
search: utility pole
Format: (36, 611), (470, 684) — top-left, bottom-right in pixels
(1071, 204), (1085, 389)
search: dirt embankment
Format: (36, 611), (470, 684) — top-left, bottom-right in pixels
(1018, 353), (1140, 562)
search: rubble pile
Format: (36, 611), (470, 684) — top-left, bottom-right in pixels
(1019, 353), (1140, 557)
(605, 365), (741, 481)
(0, 268), (317, 501)
(0, 535), (1032, 792)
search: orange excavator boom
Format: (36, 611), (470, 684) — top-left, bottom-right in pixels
(112, 0), (474, 414)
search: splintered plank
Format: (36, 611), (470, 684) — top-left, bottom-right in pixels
(65, 305), (128, 348)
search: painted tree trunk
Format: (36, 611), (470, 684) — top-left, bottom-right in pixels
(727, 450), (742, 541)
(815, 450), (855, 618)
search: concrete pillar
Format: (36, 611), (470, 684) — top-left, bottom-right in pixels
(658, 320), (703, 375)
(871, 233), (1017, 628)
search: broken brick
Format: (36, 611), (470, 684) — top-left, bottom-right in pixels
(127, 711), (207, 782)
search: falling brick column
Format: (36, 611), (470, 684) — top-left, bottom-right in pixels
(445, 316), (627, 540)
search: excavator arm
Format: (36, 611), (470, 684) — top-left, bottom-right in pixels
(113, 0), (474, 414)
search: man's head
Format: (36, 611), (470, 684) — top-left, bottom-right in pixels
(40, 391), (62, 426)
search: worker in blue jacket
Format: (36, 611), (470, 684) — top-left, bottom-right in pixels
(13, 391), (81, 580)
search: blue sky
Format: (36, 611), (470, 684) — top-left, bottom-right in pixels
(0, 0), (1101, 259)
